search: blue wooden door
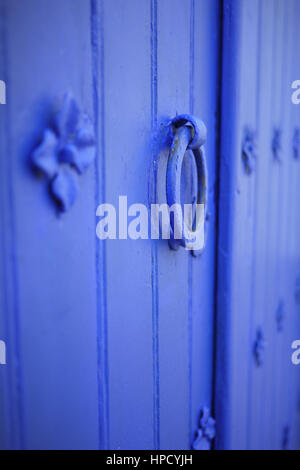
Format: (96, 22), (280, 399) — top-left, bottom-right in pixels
(0, 0), (220, 450)
(0, 0), (299, 451)
(216, 0), (300, 450)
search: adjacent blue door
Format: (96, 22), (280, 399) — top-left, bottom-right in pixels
(216, 0), (300, 450)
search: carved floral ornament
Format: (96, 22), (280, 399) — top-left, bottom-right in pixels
(253, 327), (265, 367)
(31, 93), (96, 211)
(192, 406), (216, 450)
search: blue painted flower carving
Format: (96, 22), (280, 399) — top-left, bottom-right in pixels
(31, 93), (96, 211)
(192, 406), (216, 450)
(254, 327), (265, 367)
(242, 128), (256, 175)
(272, 128), (282, 162)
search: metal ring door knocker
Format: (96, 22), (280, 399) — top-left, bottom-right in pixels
(166, 114), (208, 256)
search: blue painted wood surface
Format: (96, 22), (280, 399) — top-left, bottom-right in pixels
(216, 0), (300, 451)
(0, 0), (219, 450)
(0, 0), (299, 450)
(0, 0), (100, 450)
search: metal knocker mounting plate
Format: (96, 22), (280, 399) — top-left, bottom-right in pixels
(166, 114), (208, 256)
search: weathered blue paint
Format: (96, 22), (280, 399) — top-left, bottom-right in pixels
(171, 114), (207, 149)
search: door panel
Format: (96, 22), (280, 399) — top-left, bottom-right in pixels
(0, 0), (99, 450)
(216, 0), (300, 450)
(92, 0), (220, 450)
(93, 0), (154, 450)
(0, 0), (220, 450)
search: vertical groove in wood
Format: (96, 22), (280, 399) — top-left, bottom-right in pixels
(246, 0), (262, 449)
(275, 0), (293, 449)
(190, 0), (220, 450)
(248, 0), (275, 450)
(91, 0), (109, 449)
(229, 0), (259, 448)
(260, 0), (276, 450)
(150, 0), (160, 450)
(265, 0), (285, 449)
(215, 0), (243, 448)
(285, 0), (296, 438)
(211, 0), (224, 448)
(283, 0), (295, 446)
(275, 0), (289, 447)
(188, 0), (195, 446)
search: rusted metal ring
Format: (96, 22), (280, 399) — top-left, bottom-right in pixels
(171, 114), (207, 149)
